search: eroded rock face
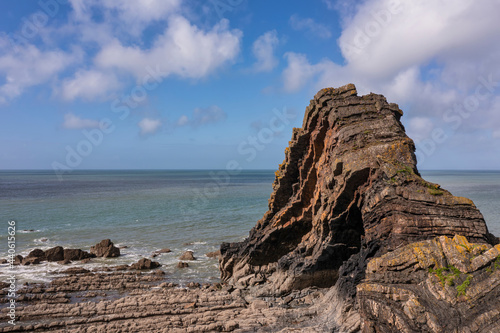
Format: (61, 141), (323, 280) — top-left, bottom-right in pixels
(358, 235), (500, 332)
(220, 84), (495, 294)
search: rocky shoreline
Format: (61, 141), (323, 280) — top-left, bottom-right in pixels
(0, 268), (327, 332)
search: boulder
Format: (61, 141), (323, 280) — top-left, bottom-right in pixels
(13, 255), (23, 265)
(179, 251), (195, 261)
(22, 257), (41, 265)
(45, 246), (64, 262)
(154, 248), (172, 254)
(206, 250), (221, 259)
(90, 239), (120, 258)
(64, 249), (94, 261)
(27, 248), (46, 261)
(177, 262), (189, 268)
(130, 258), (161, 270)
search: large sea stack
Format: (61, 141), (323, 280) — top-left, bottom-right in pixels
(220, 84), (500, 332)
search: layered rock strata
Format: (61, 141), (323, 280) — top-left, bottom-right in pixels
(220, 84), (495, 294)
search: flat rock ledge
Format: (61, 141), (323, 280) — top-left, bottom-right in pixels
(0, 270), (327, 332)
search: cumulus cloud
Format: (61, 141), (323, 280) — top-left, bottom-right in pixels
(138, 118), (162, 135)
(289, 15), (332, 39)
(252, 30), (279, 72)
(282, 53), (344, 93)
(177, 106), (227, 128)
(61, 69), (121, 101)
(62, 113), (100, 129)
(95, 16), (242, 80)
(69, 0), (181, 36)
(338, 0), (500, 79)
(282, 0), (500, 146)
(0, 40), (80, 104)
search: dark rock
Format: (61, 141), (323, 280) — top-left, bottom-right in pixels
(90, 239), (120, 258)
(27, 249), (46, 261)
(179, 251), (195, 261)
(154, 248), (171, 254)
(114, 265), (129, 271)
(130, 258), (161, 270)
(45, 246), (64, 262)
(63, 267), (90, 275)
(22, 257), (40, 265)
(0, 259), (7, 264)
(13, 255), (23, 265)
(58, 259), (72, 265)
(177, 262), (189, 268)
(64, 249), (94, 261)
(206, 250), (221, 258)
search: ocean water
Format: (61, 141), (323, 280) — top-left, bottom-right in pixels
(0, 170), (499, 285)
(0, 170), (274, 285)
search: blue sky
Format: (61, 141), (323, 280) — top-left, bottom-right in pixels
(1, 0), (500, 172)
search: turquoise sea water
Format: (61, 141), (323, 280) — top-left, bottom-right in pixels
(0, 170), (499, 284)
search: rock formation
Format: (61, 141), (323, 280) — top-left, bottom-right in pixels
(219, 84), (498, 331)
(357, 235), (500, 332)
(90, 239), (120, 258)
(129, 258), (161, 270)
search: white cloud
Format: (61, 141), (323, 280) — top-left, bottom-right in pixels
(177, 106), (227, 128)
(282, 53), (343, 93)
(138, 118), (162, 135)
(289, 15), (332, 39)
(0, 40), (80, 103)
(69, 0), (181, 36)
(252, 30), (279, 72)
(338, 0), (500, 79)
(95, 16), (242, 80)
(407, 117), (434, 142)
(177, 115), (189, 126)
(61, 69), (121, 101)
(62, 113), (100, 129)
(282, 0), (500, 161)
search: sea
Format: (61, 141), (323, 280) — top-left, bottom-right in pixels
(0, 170), (499, 286)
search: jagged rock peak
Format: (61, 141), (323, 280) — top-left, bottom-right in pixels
(220, 84), (494, 294)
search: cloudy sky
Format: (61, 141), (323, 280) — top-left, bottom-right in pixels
(1, 0), (500, 171)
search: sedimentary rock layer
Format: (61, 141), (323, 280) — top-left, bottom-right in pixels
(220, 84), (495, 294)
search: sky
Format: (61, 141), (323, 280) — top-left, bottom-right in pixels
(1, 0), (500, 172)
